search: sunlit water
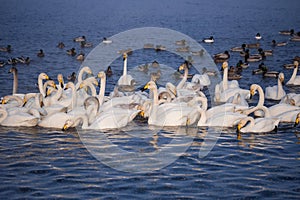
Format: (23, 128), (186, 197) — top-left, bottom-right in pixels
(0, 0), (299, 199)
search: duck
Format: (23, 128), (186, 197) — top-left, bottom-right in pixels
(76, 51), (85, 61)
(245, 43), (260, 49)
(0, 60), (6, 67)
(283, 63), (295, 69)
(236, 60), (249, 69)
(176, 46), (190, 52)
(105, 66), (113, 77)
(244, 50), (263, 62)
(286, 61), (300, 85)
(67, 72), (76, 82)
(151, 60), (159, 68)
(258, 48), (273, 56)
(213, 50), (230, 63)
(265, 72), (286, 100)
(155, 45), (167, 51)
(80, 41), (93, 48)
(237, 116), (280, 133)
(143, 43), (154, 49)
(73, 35), (86, 42)
(290, 36), (300, 42)
(175, 39), (186, 46)
(191, 49), (205, 56)
(66, 48), (76, 56)
(15, 56), (30, 64)
(7, 58), (18, 65)
(279, 29), (294, 35)
(57, 42), (65, 48)
(230, 44), (246, 52)
(255, 33), (262, 40)
(271, 40), (287, 47)
(37, 49), (45, 57)
(117, 53), (135, 87)
(0, 45), (12, 52)
(102, 37), (112, 44)
(202, 36), (214, 43)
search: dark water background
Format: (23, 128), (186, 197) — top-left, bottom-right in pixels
(0, 0), (299, 199)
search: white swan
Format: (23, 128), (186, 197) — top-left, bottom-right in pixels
(117, 53), (135, 86)
(286, 61), (300, 85)
(0, 107), (39, 127)
(143, 81), (200, 126)
(280, 93), (300, 106)
(75, 66), (93, 89)
(226, 93), (249, 107)
(218, 61), (240, 92)
(265, 72), (286, 100)
(237, 116), (280, 133)
(196, 108), (247, 127)
(191, 73), (211, 87)
(276, 110), (300, 123)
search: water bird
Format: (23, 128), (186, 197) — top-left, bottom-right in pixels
(0, 45), (12, 52)
(286, 61), (300, 85)
(143, 43), (154, 49)
(57, 42), (65, 48)
(66, 48), (76, 56)
(102, 37), (112, 44)
(290, 36), (300, 42)
(213, 50), (230, 63)
(272, 40), (287, 47)
(265, 72), (286, 100)
(230, 44), (246, 52)
(202, 36), (214, 43)
(37, 49), (45, 57)
(76, 52), (85, 61)
(279, 29), (294, 35)
(255, 33), (262, 40)
(175, 39), (186, 46)
(73, 35), (86, 42)
(67, 72), (76, 82)
(80, 41), (93, 48)
(105, 66), (113, 77)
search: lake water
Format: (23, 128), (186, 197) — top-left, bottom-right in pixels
(0, 0), (299, 199)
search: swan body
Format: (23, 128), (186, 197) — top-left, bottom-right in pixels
(0, 108), (39, 127)
(265, 72), (286, 100)
(38, 112), (72, 129)
(237, 116), (280, 133)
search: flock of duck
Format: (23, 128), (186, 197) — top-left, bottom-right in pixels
(0, 29), (300, 135)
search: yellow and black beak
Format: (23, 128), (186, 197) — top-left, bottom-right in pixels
(62, 124), (69, 131)
(123, 53), (127, 61)
(250, 89), (255, 99)
(294, 117), (299, 127)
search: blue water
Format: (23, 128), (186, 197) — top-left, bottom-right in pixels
(0, 0), (300, 199)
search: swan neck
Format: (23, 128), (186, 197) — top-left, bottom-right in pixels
(177, 67), (188, 89)
(289, 66), (298, 82)
(257, 86), (265, 106)
(223, 66), (228, 90)
(151, 85), (159, 106)
(12, 70), (18, 94)
(98, 76), (106, 106)
(38, 77), (46, 97)
(123, 58), (127, 76)
(198, 108), (207, 125)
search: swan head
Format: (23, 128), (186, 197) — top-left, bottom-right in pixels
(39, 73), (49, 80)
(123, 53), (128, 61)
(278, 72), (284, 83)
(81, 66), (93, 75)
(294, 113), (300, 127)
(179, 61), (188, 71)
(222, 61), (228, 70)
(237, 117), (249, 132)
(9, 67), (17, 74)
(62, 119), (74, 131)
(294, 61), (299, 68)
(57, 74), (64, 85)
(144, 81), (157, 91)
(97, 71), (106, 79)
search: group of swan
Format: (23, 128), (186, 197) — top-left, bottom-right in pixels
(1, 54), (300, 135)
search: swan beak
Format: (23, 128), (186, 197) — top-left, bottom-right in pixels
(294, 118), (299, 127)
(237, 124), (242, 133)
(22, 98), (27, 107)
(140, 110), (145, 117)
(250, 89), (255, 99)
(1, 99), (7, 104)
(62, 124), (69, 131)
(45, 75), (49, 80)
(143, 83), (149, 90)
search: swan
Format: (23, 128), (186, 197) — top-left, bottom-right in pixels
(196, 107), (247, 127)
(276, 110), (300, 123)
(191, 73), (211, 87)
(214, 84), (250, 103)
(237, 116), (280, 133)
(143, 81), (199, 126)
(176, 61), (202, 91)
(286, 61), (300, 85)
(38, 72), (50, 97)
(265, 72), (286, 100)
(226, 93), (249, 107)
(218, 61), (239, 92)
(280, 93), (300, 106)
(38, 112), (72, 129)
(117, 53), (135, 86)
(0, 107), (39, 127)
(8, 67), (18, 95)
